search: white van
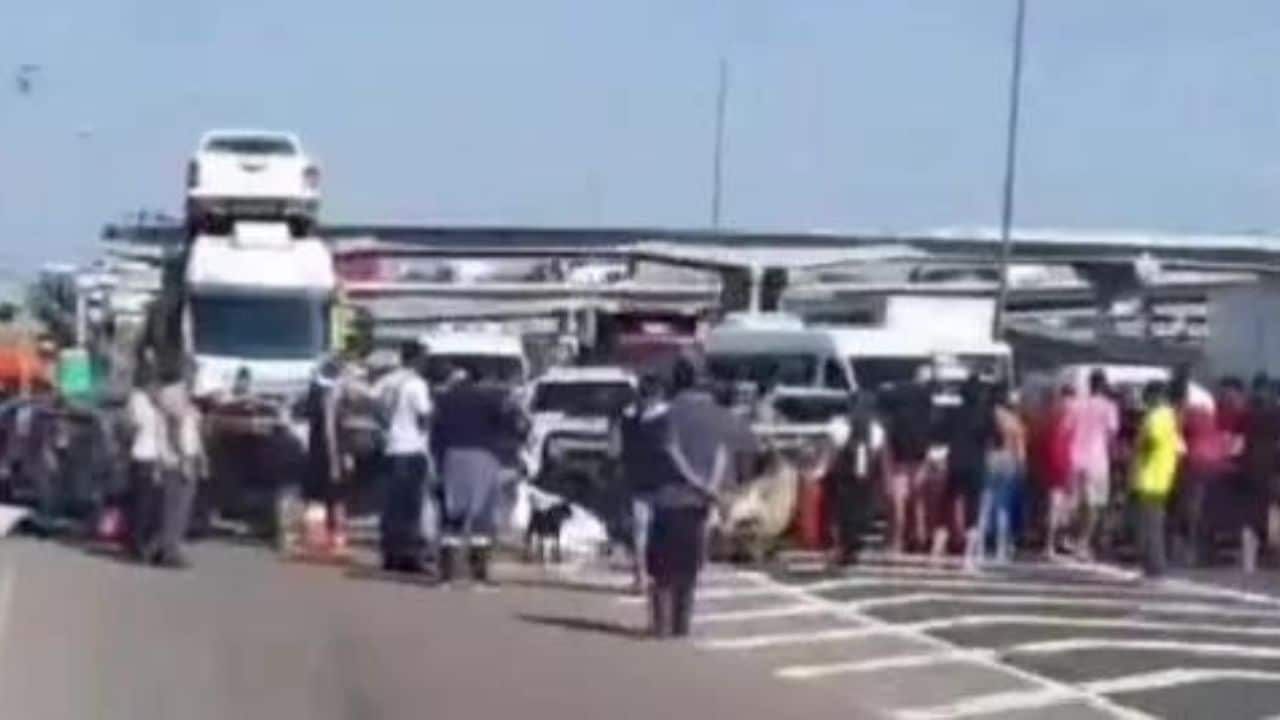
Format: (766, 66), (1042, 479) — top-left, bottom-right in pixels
(419, 330), (528, 386)
(704, 321), (1013, 397)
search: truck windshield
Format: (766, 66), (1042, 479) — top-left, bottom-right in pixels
(192, 294), (328, 361)
(204, 136), (297, 155)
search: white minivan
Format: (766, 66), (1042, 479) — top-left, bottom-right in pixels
(419, 330), (528, 387)
(705, 317), (1013, 413)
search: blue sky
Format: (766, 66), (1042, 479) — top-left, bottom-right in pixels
(2, 0), (1280, 271)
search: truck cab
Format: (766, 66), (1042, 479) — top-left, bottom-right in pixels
(185, 222), (335, 402)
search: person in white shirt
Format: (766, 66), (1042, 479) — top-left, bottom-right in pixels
(374, 341), (433, 573)
(125, 360), (166, 560)
(152, 371), (203, 568)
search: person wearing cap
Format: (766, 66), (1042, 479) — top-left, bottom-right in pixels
(646, 356), (741, 637)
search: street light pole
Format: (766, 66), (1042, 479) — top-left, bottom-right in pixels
(992, 0), (1028, 339)
(711, 58), (729, 229)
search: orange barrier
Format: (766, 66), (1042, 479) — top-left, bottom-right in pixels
(0, 346), (51, 392)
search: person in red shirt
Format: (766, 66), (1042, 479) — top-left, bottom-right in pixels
(1041, 384), (1076, 559)
(1172, 374), (1226, 567)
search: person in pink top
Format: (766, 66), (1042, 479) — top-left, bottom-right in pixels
(1065, 369), (1119, 560)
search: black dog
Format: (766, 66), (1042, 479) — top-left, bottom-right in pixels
(525, 502), (573, 564)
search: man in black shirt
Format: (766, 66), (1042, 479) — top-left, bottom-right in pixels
(883, 373), (937, 554)
(434, 370), (525, 584)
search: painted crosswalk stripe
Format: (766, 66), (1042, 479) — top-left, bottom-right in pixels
(708, 606), (1280, 646)
(909, 613), (1280, 639)
(1082, 668), (1280, 694)
(800, 573), (1278, 605)
(778, 638), (1280, 682)
(847, 592), (1280, 620)
(741, 569), (1155, 720)
(896, 687), (1082, 720)
(701, 626), (890, 650)
(777, 650), (996, 680)
(1009, 638), (1280, 661)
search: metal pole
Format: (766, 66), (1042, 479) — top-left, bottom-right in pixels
(711, 58), (729, 229)
(992, 0), (1028, 338)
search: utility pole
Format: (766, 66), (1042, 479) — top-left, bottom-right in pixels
(991, 0), (1028, 338)
(711, 58), (729, 229)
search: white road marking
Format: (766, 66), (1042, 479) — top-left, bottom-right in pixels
(799, 573), (1276, 605)
(701, 626), (890, 650)
(778, 650), (996, 680)
(847, 592), (1280, 620)
(903, 671), (1280, 720)
(798, 564), (1002, 581)
(779, 637), (1280, 682)
(722, 570), (1154, 720)
(1082, 668), (1280, 695)
(1049, 555), (1280, 608)
(1046, 555), (1141, 582)
(783, 551), (973, 571)
(1156, 577), (1280, 608)
(909, 613), (1280, 639)
(615, 584), (796, 605)
(696, 585), (793, 601)
(694, 603), (832, 624)
(1009, 638), (1280, 661)
(896, 687), (1080, 720)
(716, 610), (1280, 651)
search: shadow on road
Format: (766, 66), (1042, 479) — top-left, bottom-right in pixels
(517, 612), (649, 640)
(345, 564), (441, 588)
(502, 574), (636, 597)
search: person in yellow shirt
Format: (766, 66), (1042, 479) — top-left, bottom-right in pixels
(1131, 381), (1184, 578)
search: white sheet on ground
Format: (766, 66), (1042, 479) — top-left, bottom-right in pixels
(0, 504), (31, 537)
(508, 482), (609, 557)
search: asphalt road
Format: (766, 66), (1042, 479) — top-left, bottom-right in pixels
(679, 550), (1280, 719)
(0, 539), (864, 720)
(2, 537), (1279, 719)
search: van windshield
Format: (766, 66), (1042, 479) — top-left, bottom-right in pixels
(707, 354), (816, 387)
(532, 382), (635, 417)
(430, 354), (524, 385)
(849, 357), (927, 390)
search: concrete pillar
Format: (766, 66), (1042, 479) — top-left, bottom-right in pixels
(718, 265), (789, 314)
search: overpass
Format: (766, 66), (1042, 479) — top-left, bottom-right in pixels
(102, 221), (1270, 315)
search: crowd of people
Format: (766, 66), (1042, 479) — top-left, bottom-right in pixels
(8, 337), (1280, 639)
(849, 366), (1280, 578)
